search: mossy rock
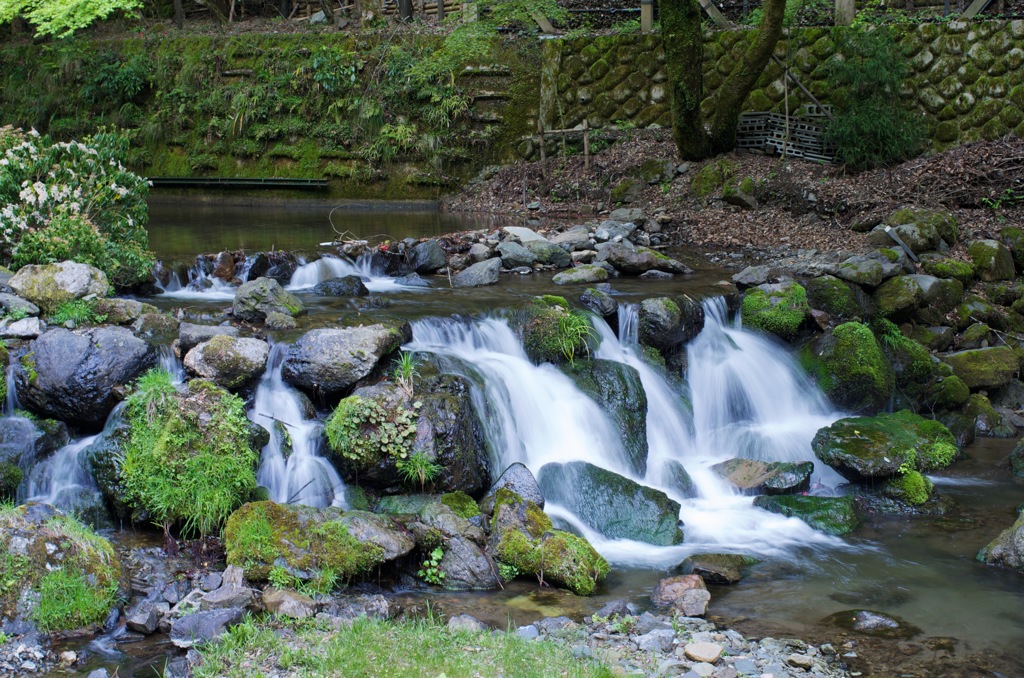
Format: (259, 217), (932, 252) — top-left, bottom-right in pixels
(886, 208), (958, 247)
(956, 294), (1004, 331)
(520, 297), (597, 366)
(0, 504), (122, 632)
(690, 158), (738, 198)
(872, 320), (935, 388)
(440, 491), (480, 519)
(875, 276), (926, 321)
(741, 282), (809, 340)
(801, 322), (893, 414)
(710, 458), (813, 495)
(753, 495), (860, 536)
(1000, 226), (1024, 272)
(812, 410), (957, 482)
(965, 392), (1014, 437)
(968, 239), (1016, 282)
(922, 258), (975, 285)
(920, 374), (970, 411)
(805, 275), (865, 319)
(678, 553), (758, 584)
(490, 489), (608, 596)
(977, 511), (1024, 571)
(224, 500), (413, 586)
(882, 469), (934, 506)
(942, 346), (1018, 390)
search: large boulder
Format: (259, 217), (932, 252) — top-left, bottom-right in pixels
(281, 324), (410, 399)
(247, 251), (298, 285)
(8, 261), (109, 312)
(968, 239), (1016, 281)
(711, 458), (813, 495)
(805, 275), (872, 319)
(451, 258), (501, 288)
(313, 276), (370, 297)
(597, 243), (691, 276)
(741, 282), (809, 340)
(488, 489), (608, 595)
(224, 501), (414, 584)
(399, 500), (497, 591)
(942, 347), (1018, 391)
(537, 461), (683, 546)
(411, 375), (489, 495)
(481, 463), (544, 512)
(831, 256), (886, 288)
(411, 240), (447, 274)
(678, 553), (756, 585)
(886, 207), (958, 247)
(812, 410), (958, 482)
(16, 326), (155, 429)
(0, 504), (122, 633)
(802, 322), (894, 414)
(875, 275), (925, 321)
(496, 241), (537, 269)
(977, 511), (1024, 571)
(520, 296), (596, 366)
(651, 575), (710, 617)
(232, 277), (305, 323)
(638, 295), (705, 366)
(524, 240), (571, 268)
(178, 322), (239, 355)
(552, 265), (608, 285)
(183, 336), (270, 390)
(170, 608), (245, 649)
(753, 495), (861, 535)
(561, 360), (648, 476)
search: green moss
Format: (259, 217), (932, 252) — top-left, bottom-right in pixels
(803, 322), (894, 414)
(879, 248), (900, 262)
(440, 491), (480, 519)
(923, 258), (975, 285)
(872, 318), (934, 387)
(520, 298), (596, 365)
(921, 375), (970, 411)
(324, 394), (419, 468)
(690, 159), (738, 198)
(313, 520), (386, 580)
(741, 283), (809, 340)
(888, 208), (958, 246)
(805, 275), (861, 318)
(752, 495), (860, 535)
(885, 469), (933, 506)
(0, 463), (23, 501)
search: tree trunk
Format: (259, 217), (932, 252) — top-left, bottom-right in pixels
(661, 0), (787, 160)
(661, 0), (708, 160)
(174, 0), (184, 29)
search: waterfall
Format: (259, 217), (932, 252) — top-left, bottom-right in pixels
(286, 254), (422, 293)
(4, 361), (20, 416)
(158, 345), (186, 384)
(23, 434), (102, 508)
(153, 261), (237, 301)
(251, 344), (348, 509)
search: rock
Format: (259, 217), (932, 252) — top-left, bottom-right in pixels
(637, 628), (675, 653)
(639, 270), (673, 280)
(802, 322), (893, 414)
(580, 286), (617, 320)
(942, 347), (1018, 390)
(823, 609), (920, 639)
(247, 251), (298, 285)
(496, 241), (538, 268)
(212, 251), (235, 281)
(233, 277), (305, 323)
(875, 275), (926, 321)
(552, 265), (608, 285)
(1010, 439), (1024, 477)
(610, 177), (644, 204)
(263, 589), (317, 618)
(968, 239), (1016, 281)
(482, 463), (544, 512)
(395, 273), (430, 288)
(710, 459), (813, 495)
(94, 297), (144, 325)
(594, 220), (639, 243)
(831, 255), (886, 288)
(126, 601), (168, 635)
(523, 240), (571, 268)
(133, 312), (180, 339)
(722, 178), (758, 210)
(200, 573), (255, 611)
(662, 460), (698, 499)
(503, 226), (547, 243)
(467, 243), (493, 264)
(224, 501), (414, 583)
(0, 293), (39, 316)
(910, 325), (955, 351)
(451, 258), (501, 288)
(264, 311), (297, 330)
(560, 360), (648, 476)
(753, 495), (861, 535)
(550, 226), (591, 251)
(183, 336), (269, 390)
(651, 575), (710, 616)
(517, 625), (539, 639)
(411, 240), (447, 274)
(741, 282), (809, 340)
(597, 243), (691, 276)
(787, 653), (815, 670)
(179, 322), (240, 354)
(732, 265), (776, 289)
(170, 608), (245, 648)
(281, 324), (409, 398)
(438, 536), (500, 591)
(0, 316), (44, 339)
(684, 642), (724, 663)
(313, 276), (369, 297)
(447, 614), (488, 632)
(537, 461), (683, 545)
(638, 296), (705, 357)
(86, 670), (110, 678)
(520, 297), (595, 365)
(410, 375), (489, 495)
(679, 553), (754, 585)
(16, 327), (155, 429)
(8, 261), (109, 311)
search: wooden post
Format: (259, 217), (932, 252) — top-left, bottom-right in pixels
(174, 0), (184, 28)
(463, 0), (479, 22)
(584, 121), (591, 170)
(531, 11), (556, 34)
(437, 0), (445, 21)
(538, 120), (546, 179)
(834, 0), (854, 25)
(640, 0), (653, 32)
(398, 0), (413, 20)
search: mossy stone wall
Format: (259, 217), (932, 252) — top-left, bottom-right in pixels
(544, 20), (1024, 151)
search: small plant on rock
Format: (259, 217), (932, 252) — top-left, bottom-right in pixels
(393, 351), (418, 397)
(396, 452), (442, 491)
(418, 547), (446, 586)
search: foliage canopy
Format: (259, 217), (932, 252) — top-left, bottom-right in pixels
(0, 0), (142, 38)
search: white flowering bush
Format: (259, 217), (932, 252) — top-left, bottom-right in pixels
(0, 126), (154, 287)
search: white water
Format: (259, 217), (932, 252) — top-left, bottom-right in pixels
(409, 299), (851, 564)
(251, 344), (348, 508)
(154, 261), (238, 301)
(24, 434), (101, 507)
(158, 345), (186, 384)
(4, 362), (19, 415)
(286, 254), (422, 293)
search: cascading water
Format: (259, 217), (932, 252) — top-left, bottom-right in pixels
(153, 261), (237, 301)
(251, 344), (348, 508)
(286, 254), (420, 293)
(158, 345), (186, 384)
(4, 361), (20, 415)
(23, 434), (102, 509)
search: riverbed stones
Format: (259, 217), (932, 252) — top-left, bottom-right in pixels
(0, 292), (39, 317)
(171, 608), (245, 648)
(550, 226), (592, 251)
(685, 642), (724, 664)
(411, 240), (446, 273)
(179, 322), (239, 354)
(15, 326), (155, 429)
(552, 264), (608, 285)
(313, 276), (369, 297)
(942, 346), (1018, 390)
(233, 277), (305, 323)
(8, 260), (109, 311)
(597, 243), (691, 276)
(537, 461), (683, 545)
(524, 240), (571, 267)
(496, 241), (537, 268)
(263, 589), (317, 618)
(452, 257), (501, 287)
(503, 226), (547, 243)
(978, 511), (1024, 570)
(651, 575), (710, 616)
(183, 336), (269, 390)
(679, 553), (755, 584)
(753, 495), (861, 535)
(823, 609), (920, 639)
(281, 324), (409, 398)
(711, 459), (813, 495)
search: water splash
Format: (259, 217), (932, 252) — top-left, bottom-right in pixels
(23, 434), (102, 508)
(158, 345), (186, 384)
(153, 261), (237, 301)
(251, 344), (348, 508)
(286, 254), (422, 294)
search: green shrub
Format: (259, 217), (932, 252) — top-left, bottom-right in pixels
(825, 28), (925, 171)
(0, 127), (154, 288)
(118, 369), (257, 538)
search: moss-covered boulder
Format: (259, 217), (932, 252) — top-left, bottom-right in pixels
(920, 371), (971, 411)
(965, 392), (1015, 437)
(887, 208), (958, 247)
(942, 347), (1018, 390)
(232, 277), (305, 323)
(118, 370), (258, 536)
(752, 495), (860, 535)
(874, 276), (925, 321)
(520, 296), (597, 365)
(536, 461), (683, 546)
(677, 553), (757, 584)
(741, 282), (809, 340)
(224, 500), (414, 586)
(488, 489), (609, 596)
(1000, 226), (1024, 272)
(872, 319), (936, 390)
(1010, 439), (1024, 477)
(881, 469), (934, 506)
(977, 511), (1024, 572)
(968, 239), (1016, 281)
(552, 265), (609, 285)
(802, 322), (894, 414)
(909, 325), (955, 352)
(690, 158), (737, 198)
(596, 243), (691, 276)
(805, 275), (869, 319)
(561, 360), (648, 476)
(832, 256), (886, 288)
(8, 261), (110, 313)
(0, 503), (122, 633)
(922, 258), (975, 286)
(183, 336), (270, 390)
(710, 458), (814, 495)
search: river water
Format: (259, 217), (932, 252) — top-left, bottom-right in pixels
(22, 199), (1024, 675)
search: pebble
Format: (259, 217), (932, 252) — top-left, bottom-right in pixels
(685, 642), (724, 663)
(516, 625), (539, 640)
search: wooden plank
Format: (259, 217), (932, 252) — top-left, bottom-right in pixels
(699, 0), (731, 28)
(961, 0), (990, 17)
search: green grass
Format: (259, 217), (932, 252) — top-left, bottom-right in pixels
(196, 616), (612, 678)
(31, 567), (118, 632)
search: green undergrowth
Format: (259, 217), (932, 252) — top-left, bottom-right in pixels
(46, 298), (108, 326)
(520, 296), (597, 366)
(194, 615), (612, 678)
(324, 394), (421, 468)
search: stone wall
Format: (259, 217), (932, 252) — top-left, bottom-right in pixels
(542, 21), (1024, 150)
